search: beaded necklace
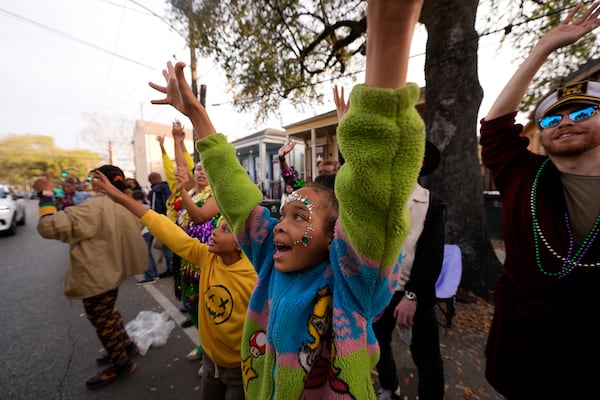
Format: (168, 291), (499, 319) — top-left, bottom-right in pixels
(531, 158), (600, 278)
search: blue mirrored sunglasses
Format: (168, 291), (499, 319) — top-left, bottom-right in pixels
(539, 105), (599, 129)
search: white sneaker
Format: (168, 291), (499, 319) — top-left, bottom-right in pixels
(197, 364), (205, 377)
(186, 348), (202, 361)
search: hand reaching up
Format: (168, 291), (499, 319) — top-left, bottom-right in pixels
(278, 140), (296, 158)
(333, 84), (350, 122)
(175, 168), (194, 192)
(172, 119), (186, 142)
(537, 2), (600, 52)
(149, 61), (216, 140)
(33, 170), (54, 192)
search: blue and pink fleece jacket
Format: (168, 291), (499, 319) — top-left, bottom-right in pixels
(196, 83), (425, 399)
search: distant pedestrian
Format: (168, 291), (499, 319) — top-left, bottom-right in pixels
(124, 177), (143, 196)
(137, 171), (173, 284)
(56, 177), (90, 210)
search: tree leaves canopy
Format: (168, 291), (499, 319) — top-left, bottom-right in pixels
(171, 0), (598, 120)
(170, 0), (366, 120)
(0, 134), (102, 188)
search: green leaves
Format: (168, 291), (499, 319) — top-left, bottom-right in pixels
(0, 134), (101, 187)
(168, 0), (365, 120)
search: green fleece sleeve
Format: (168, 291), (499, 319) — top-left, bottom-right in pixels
(335, 83), (425, 268)
(195, 134), (264, 233)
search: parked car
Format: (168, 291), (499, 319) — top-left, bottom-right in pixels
(0, 184), (26, 235)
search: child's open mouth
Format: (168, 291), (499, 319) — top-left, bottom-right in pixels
(275, 243), (291, 252)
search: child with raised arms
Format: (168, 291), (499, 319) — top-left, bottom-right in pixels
(147, 0), (425, 397)
(92, 171), (256, 400)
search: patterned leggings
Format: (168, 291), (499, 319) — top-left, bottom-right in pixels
(82, 288), (133, 367)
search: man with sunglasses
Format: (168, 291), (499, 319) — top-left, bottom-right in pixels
(479, 2), (600, 399)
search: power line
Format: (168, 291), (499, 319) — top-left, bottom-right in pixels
(125, 0), (185, 39)
(0, 6), (158, 71)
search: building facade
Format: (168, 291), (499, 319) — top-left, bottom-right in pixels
(132, 120), (194, 190)
(232, 128), (303, 200)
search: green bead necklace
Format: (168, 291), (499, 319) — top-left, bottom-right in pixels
(531, 158), (600, 278)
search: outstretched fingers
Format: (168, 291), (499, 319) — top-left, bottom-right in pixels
(333, 84), (350, 121)
(577, 1), (600, 22)
(563, 1), (600, 31)
(149, 61), (179, 105)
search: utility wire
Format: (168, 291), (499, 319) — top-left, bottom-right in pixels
(0, 6), (158, 71)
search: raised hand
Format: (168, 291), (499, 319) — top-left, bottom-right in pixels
(172, 119), (186, 142)
(333, 84), (350, 121)
(278, 140), (296, 158)
(485, 1), (600, 120)
(538, 2), (600, 51)
(175, 168), (194, 192)
(149, 61), (216, 140)
(33, 170), (54, 192)
(92, 170), (123, 200)
(149, 62), (190, 115)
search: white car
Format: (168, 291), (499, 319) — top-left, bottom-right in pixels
(0, 184), (26, 235)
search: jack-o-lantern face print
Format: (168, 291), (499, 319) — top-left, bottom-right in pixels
(205, 285), (234, 324)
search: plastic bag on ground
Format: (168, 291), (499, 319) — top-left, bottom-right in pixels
(125, 310), (176, 356)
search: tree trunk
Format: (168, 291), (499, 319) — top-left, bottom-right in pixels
(420, 0), (502, 299)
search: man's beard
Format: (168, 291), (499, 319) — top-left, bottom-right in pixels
(542, 134), (600, 157)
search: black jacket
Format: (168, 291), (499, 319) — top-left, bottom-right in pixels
(148, 181), (171, 215)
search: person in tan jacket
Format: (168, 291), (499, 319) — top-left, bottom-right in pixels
(34, 165), (147, 389)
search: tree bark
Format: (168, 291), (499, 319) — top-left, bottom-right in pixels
(420, 0), (502, 299)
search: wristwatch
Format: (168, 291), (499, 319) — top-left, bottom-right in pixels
(404, 291), (417, 301)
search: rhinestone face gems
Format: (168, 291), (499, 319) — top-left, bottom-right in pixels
(286, 191), (315, 247)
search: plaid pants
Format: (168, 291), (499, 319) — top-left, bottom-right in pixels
(82, 288), (133, 367)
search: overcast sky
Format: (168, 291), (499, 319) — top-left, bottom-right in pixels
(0, 0), (516, 163)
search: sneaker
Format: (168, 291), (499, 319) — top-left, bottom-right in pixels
(136, 277), (158, 285)
(376, 387), (401, 400)
(180, 319), (194, 328)
(96, 343), (140, 366)
(197, 364), (205, 377)
(186, 348), (203, 361)
(85, 361), (137, 389)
